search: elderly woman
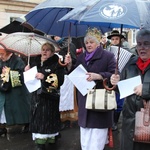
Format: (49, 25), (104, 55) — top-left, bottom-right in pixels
(65, 28), (116, 150)
(25, 42), (64, 150)
(111, 29), (150, 150)
(0, 48), (30, 136)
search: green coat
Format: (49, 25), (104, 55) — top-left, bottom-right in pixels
(0, 54), (30, 125)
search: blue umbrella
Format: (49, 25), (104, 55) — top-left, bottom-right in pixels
(59, 0), (150, 89)
(24, 0), (111, 37)
(59, 0), (150, 29)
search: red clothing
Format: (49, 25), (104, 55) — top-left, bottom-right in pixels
(136, 58), (150, 74)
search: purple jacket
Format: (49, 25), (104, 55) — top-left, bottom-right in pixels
(75, 46), (116, 128)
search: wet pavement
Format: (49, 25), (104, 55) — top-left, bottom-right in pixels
(0, 120), (121, 150)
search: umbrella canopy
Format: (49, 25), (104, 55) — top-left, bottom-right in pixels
(0, 32), (57, 57)
(0, 16), (44, 35)
(24, 0), (111, 37)
(59, 0), (150, 90)
(59, 0), (150, 29)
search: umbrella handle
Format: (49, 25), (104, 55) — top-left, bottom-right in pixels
(103, 25), (123, 91)
(58, 23), (72, 67)
(58, 52), (71, 67)
(103, 78), (116, 91)
(58, 58), (68, 66)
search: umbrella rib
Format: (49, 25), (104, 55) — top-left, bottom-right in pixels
(47, 8), (73, 37)
(27, 9), (49, 32)
(7, 36), (28, 49)
(61, 9), (73, 37)
(39, 8), (54, 33)
(47, 8), (61, 35)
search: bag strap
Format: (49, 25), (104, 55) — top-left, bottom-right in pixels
(143, 100), (150, 126)
(92, 88), (96, 109)
(91, 86), (113, 110)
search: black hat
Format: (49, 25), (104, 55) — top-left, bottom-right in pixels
(107, 30), (124, 39)
(51, 36), (55, 40)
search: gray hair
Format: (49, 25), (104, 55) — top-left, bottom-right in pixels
(84, 35), (100, 45)
(136, 29), (150, 40)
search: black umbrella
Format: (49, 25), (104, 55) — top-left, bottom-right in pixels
(0, 17), (44, 35)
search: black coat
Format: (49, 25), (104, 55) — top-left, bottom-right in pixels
(57, 38), (77, 65)
(29, 54), (64, 134)
(120, 56), (150, 150)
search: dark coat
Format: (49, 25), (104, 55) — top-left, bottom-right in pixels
(29, 54), (64, 134)
(0, 54), (30, 125)
(120, 56), (150, 150)
(74, 46), (116, 128)
(57, 38), (77, 65)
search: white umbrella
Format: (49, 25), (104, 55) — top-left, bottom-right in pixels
(0, 32), (57, 64)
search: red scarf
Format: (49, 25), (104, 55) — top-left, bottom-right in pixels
(136, 58), (150, 74)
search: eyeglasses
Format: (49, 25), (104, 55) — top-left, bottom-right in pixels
(136, 42), (150, 49)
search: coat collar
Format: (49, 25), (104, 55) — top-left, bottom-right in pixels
(84, 45), (104, 61)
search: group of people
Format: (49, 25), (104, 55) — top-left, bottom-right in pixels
(65, 28), (150, 150)
(0, 27), (150, 150)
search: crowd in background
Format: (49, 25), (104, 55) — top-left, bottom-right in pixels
(0, 27), (150, 150)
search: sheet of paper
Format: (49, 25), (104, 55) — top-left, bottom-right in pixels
(110, 46), (133, 72)
(23, 66), (41, 93)
(68, 64), (96, 96)
(117, 75), (141, 99)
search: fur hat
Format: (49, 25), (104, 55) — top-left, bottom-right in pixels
(107, 30), (124, 39)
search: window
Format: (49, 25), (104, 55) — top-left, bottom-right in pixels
(132, 29), (139, 46)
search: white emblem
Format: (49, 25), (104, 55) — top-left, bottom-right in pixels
(99, 3), (127, 20)
(45, 69), (51, 72)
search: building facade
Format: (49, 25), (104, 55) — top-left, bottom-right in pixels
(0, 0), (137, 48)
(0, 0), (44, 29)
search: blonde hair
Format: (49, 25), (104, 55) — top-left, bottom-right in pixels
(41, 42), (55, 53)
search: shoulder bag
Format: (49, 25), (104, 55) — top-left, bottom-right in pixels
(133, 100), (150, 143)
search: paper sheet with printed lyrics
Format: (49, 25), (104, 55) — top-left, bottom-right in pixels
(23, 66), (41, 93)
(68, 64), (96, 96)
(118, 75), (141, 99)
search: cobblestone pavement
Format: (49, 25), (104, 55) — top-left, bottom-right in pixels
(0, 120), (121, 150)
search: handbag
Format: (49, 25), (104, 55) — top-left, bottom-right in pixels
(10, 70), (22, 88)
(133, 100), (150, 143)
(85, 88), (117, 111)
